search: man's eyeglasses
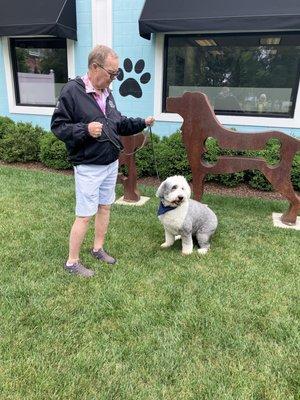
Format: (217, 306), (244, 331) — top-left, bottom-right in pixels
(95, 63), (120, 79)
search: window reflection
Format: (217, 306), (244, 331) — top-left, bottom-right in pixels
(11, 38), (68, 106)
(165, 34), (300, 118)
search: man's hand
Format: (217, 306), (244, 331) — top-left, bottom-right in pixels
(145, 116), (155, 127)
(88, 122), (103, 138)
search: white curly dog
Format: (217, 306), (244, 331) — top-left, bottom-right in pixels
(156, 175), (218, 255)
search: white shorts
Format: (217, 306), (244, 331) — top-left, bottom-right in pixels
(74, 161), (119, 217)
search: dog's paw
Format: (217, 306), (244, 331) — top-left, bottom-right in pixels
(161, 242), (172, 248)
(198, 248), (209, 255)
(182, 249), (193, 255)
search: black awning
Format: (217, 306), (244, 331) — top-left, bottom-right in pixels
(0, 0), (77, 40)
(139, 0), (300, 39)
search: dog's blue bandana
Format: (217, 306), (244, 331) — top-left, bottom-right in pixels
(157, 201), (175, 216)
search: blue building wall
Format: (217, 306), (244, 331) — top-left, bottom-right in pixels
(74, 0), (93, 77)
(0, 0), (299, 138)
(112, 0), (155, 120)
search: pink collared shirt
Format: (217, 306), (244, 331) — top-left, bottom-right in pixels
(81, 73), (109, 116)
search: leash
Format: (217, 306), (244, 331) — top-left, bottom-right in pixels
(96, 123), (160, 181)
(120, 126), (160, 180)
(94, 116), (147, 155)
(120, 129), (148, 156)
(148, 126), (160, 181)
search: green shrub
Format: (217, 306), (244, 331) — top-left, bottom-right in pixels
(155, 131), (191, 181)
(218, 172), (245, 187)
(262, 138), (281, 165)
(248, 171), (273, 191)
(0, 116), (15, 139)
(291, 153), (300, 191)
(246, 139), (282, 191)
(39, 132), (72, 169)
(203, 137), (220, 164)
(0, 116), (298, 193)
(203, 137), (245, 186)
(135, 132), (161, 177)
(135, 130), (190, 181)
(0, 122), (42, 162)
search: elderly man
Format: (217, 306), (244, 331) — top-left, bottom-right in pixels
(51, 45), (155, 277)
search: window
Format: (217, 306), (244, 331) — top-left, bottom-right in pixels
(10, 38), (68, 107)
(164, 33), (300, 118)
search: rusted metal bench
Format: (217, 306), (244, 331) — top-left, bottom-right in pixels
(117, 132), (147, 202)
(167, 91), (300, 225)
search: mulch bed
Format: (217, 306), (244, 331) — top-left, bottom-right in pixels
(1, 161), (296, 201)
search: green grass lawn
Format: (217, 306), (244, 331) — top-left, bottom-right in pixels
(0, 165), (299, 400)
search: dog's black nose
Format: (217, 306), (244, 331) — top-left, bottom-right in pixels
(178, 195), (183, 201)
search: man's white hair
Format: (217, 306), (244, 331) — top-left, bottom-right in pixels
(88, 45), (118, 68)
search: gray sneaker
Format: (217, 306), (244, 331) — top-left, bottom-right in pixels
(91, 248), (117, 264)
(64, 261), (94, 277)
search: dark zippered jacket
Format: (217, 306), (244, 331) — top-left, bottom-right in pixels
(51, 77), (146, 165)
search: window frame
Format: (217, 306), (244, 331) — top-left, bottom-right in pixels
(2, 36), (75, 116)
(154, 32), (300, 129)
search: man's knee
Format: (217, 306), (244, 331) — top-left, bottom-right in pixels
(98, 204), (111, 212)
(76, 215), (92, 224)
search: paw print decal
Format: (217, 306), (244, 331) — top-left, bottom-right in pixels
(117, 58), (151, 98)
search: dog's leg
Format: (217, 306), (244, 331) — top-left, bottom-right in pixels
(181, 235), (193, 255)
(196, 232), (212, 255)
(161, 229), (175, 248)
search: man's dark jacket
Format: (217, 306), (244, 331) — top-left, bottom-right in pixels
(51, 77), (146, 165)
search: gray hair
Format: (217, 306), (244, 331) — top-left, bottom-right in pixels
(88, 45), (118, 68)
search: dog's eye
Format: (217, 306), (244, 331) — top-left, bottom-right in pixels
(171, 185), (178, 190)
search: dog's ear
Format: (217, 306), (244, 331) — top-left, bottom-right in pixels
(156, 181), (166, 198)
(186, 182), (191, 198)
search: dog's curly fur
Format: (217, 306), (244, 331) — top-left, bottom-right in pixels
(156, 176), (218, 255)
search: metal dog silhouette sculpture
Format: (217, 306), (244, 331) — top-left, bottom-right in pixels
(167, 92), (300, 225)
(118, 132), (147, 202)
